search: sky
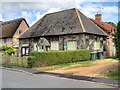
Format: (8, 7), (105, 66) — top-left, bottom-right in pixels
(0, 0), (119, 26)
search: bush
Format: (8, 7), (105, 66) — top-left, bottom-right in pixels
(5, 49), (15, 55)
(0, 45), (15, 55)
(28, 49), (90, 67)
(0, 45), (7, 51)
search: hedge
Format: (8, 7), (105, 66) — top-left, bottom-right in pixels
(28, 49), (90, 67)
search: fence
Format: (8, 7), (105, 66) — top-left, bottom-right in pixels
(2, 53), (28, 68)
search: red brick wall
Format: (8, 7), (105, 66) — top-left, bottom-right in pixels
(106, 34), (116, 57)
(13, 20), (29, 48)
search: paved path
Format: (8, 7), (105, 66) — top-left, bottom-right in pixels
(1, 69), (117, 88)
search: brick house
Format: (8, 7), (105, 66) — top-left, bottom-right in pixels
(90, 14), (116, 57)
(19, 8), (107, 57)
(0, 18), (29, 53)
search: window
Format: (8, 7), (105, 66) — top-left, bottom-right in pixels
(34, 43), (37, 51)
(94, 39), (100, 50)
(38, 45), (44, 52)
(51, 41), (59, 50)
(4, 38), (7, 44)
(19, 30), (23, 34)
(67, 40), (77, 50)
(21, 47), (30, 56)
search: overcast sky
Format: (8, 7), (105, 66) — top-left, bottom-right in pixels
(0, 0), (119, 26)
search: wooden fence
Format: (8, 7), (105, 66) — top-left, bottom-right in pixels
(2, 53), (28, 67)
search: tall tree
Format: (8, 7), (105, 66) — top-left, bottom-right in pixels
(106, 22), (117, 28)
(117, 21), (120, 59)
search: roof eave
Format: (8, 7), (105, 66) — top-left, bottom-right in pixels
(19, 32), (107, 39)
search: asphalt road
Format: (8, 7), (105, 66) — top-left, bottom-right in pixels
(0, 67), (2, 89)
(1, 69), (116, 88)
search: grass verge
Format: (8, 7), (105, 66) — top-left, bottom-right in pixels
(33, 59), (98, 71)
(105, 68), (120, 80)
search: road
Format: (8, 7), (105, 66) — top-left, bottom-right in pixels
(0, 67), (2, 90)
(1, 69), (116, 88)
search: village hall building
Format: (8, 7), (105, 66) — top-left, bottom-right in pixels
(19, 8), (107, 57)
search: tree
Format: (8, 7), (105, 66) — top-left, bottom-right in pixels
(106, 22), (117, 28)
(117, 21), (120, 59)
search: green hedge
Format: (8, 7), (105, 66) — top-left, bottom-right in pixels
(28, 49), (90, 67)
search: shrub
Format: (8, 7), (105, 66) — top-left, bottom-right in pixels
(5, 49), (15, 55)
(28, 49), (90, 67)
(0, 45), (7, 51)
(0, 45), (15, 55)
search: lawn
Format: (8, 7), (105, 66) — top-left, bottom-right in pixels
(105, 67), (120, 80)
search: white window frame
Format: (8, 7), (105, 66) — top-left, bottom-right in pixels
(51, 41), (59, 51)
(94, 39), (100, 50)
(67, 40), (77, 50)
(34, 43), (38, 51)
(38, 45), (44, 52)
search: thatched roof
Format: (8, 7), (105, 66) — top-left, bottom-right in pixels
(1, 18), (29, 39)
(20, 8), (106, 39)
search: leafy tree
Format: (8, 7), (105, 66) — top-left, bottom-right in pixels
(106, 22), (117, 28)
(117, 21), (120, 59)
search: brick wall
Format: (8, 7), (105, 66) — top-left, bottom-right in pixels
(106, 35), (116, 57)
(13, 20), (29, 48)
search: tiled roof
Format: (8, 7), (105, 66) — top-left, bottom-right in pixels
(20, 8), (106, 39)
(90, 18), (116, 32)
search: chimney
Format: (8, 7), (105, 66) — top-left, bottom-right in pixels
(95, 14), (102, 22)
